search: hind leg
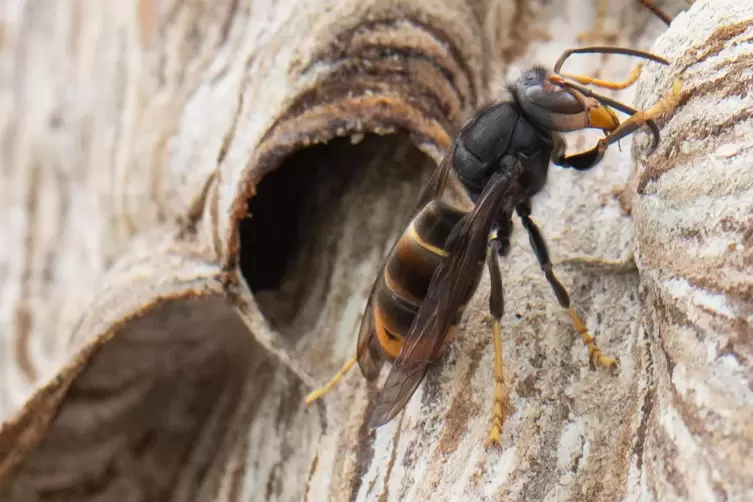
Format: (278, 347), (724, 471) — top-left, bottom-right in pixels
(485, 224), (512, 447)
(516, 201), (618, 371)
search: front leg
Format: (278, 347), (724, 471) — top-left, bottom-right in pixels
(516, 200), (618, 371)
(551, 79), (683, 171)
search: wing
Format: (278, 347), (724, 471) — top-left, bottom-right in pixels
(412, 142), (454, 215)
(356, 145), (456, 378)
(368, 170), (520, 427)
(355, 292), (383, 380)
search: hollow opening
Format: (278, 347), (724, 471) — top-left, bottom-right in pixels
(239, 153), (322, 293)
(238, 133), (435, 346)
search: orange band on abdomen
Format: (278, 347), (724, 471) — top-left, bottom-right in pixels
(374, 304), (404, 360)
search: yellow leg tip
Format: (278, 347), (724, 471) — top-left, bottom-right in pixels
(595, 354), (620, 372)
(303, 356), (358, 406)
(601, 355), (619, 367)
(587, 345), (620, 374)
(566, 307), (588, 334)
(304, 390), (324, 406)
(485, 427), (502, 449)
(488, 318), (507, 449)
(568, 307), (620, 374)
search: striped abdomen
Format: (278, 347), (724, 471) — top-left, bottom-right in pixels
(373, 200), (485, 360)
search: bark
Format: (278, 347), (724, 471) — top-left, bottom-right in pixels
(0, 0), (749, 501)
(632, 3), (753, 500)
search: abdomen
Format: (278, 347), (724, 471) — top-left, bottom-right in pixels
(373, 200), (484, 360)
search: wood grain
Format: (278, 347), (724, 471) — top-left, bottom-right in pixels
(0, 0), (749, 500)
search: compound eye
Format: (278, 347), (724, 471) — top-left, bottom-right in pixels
(524, 83), (584, 115)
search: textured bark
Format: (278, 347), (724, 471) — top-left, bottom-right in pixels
(632, 2), (753, 500)
(0, 0), (749, 501)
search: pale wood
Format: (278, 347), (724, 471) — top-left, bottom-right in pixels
(632, 2), (753, 500)
(0, 0), (749, 501)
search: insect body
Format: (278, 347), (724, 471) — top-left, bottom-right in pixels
(305, 46), (682, 445)
(373, 201), (477, 362)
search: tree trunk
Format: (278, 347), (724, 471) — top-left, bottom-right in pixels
(0, 0), (749, 501)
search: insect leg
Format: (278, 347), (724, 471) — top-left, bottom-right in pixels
(596, 78), (682, 149)
(560, 63), (643, 91)
(486, 226), (510, 446)
(638, 0), (673, 24)
(304, 356), (357, 405)
(552, 79), (682, 170)
(516, 201), (618, 371)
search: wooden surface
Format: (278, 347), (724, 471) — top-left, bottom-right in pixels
(0, 0), (750, 500)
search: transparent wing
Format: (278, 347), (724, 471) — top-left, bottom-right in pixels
(368, 171), (519, 427)
(356, 147), (455, 378)
(355, 289), (383, 380)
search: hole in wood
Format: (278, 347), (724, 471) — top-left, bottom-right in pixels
(239, 133), (434, 346)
